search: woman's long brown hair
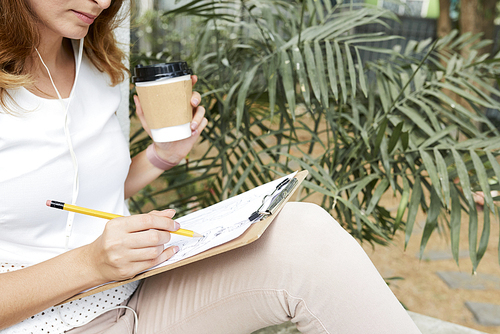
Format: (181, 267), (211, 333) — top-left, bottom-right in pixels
(0, 0), (129, 112)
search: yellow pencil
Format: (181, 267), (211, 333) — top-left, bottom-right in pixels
(46, 200), (203, 238)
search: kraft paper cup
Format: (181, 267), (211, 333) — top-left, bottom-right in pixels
(133, 62), (193, 142)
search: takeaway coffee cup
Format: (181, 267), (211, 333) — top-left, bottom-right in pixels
(133, 62), (193, 142)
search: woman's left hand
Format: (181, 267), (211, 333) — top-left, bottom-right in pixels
(134, 75), (208, 166)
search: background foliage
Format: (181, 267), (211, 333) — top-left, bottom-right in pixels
(129, 0), (500, 272)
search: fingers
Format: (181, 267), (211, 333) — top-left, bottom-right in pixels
(191, 74), (198, 87)
(190, 105), (206, 132)
(119, 211), (181, 250)
(127, 228), (172, 249)
(190, 91), (201, 109)
(113, 212), (180, 235)
(143, 245), (179, 265)
(149, 209), (176, 219)
(129, 246), (180, 275)
(108, 245), (179, 280)
(192, 114), (208, 136)
(126, 244), (179, 263)
(133, 95), (144, 119)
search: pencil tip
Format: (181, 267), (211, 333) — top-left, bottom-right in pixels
(193, 232), (204, 238)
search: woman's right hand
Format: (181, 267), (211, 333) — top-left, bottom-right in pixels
(85, 209), (181, 283)
(0, 210), (180, 329)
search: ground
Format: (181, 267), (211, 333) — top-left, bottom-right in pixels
(362, 191), (500, 334)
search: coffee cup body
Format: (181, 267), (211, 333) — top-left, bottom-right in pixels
(134, 62), (193, 142)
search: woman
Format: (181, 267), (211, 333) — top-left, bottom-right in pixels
(0, 0), (421, 333)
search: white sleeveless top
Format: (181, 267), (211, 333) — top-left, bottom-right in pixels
(0, 42), (139, 333)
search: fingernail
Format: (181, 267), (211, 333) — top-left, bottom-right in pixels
(174, 221), (181, 230)
(173, 246), (179, 254)
(191, 122), (198, 130)
(192, 98), (199, 106)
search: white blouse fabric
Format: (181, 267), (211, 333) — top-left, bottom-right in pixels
(0, 41), (139, 333)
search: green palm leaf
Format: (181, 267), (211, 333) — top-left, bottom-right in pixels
(131, 0), (500, 268)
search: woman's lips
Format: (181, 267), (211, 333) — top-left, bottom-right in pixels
(72, 10), (96, 25)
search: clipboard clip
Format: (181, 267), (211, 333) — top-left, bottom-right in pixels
(248, 177), (298, 222)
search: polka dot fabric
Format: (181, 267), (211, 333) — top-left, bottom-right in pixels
(0, 263), (139, 334)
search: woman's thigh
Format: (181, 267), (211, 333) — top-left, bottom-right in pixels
(127, 202), (420, 334)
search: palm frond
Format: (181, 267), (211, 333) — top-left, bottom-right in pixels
(131, 0), (500, 270)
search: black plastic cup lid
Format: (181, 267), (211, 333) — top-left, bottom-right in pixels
(133, 61), (192, 83)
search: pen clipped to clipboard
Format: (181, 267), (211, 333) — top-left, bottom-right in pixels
(249, 176), (299, 222)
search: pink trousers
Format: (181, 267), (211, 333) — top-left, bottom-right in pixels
(67, 202), (421, 334)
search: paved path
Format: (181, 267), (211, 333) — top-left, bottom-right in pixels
(424, 249), (500, 328)
(408, 311), (488, 334)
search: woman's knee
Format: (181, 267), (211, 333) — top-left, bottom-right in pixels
(271, 202), (347, 240)
(260, 202), (353, 264)
(267, 202), (368, 270)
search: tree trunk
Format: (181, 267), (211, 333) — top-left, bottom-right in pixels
(437, 0), (460, 118)
(457, 0), (498, 133)
(480, 0), (498, 43)
(437, 0), (452, 38)
(459, 0), (497, 57)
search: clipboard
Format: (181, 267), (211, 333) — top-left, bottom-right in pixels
(60, 170), (308, 304)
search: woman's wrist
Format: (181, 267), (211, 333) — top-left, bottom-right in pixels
(146, 143), (178, 170)
(76, 243), (110, 287)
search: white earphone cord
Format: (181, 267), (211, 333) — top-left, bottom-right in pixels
(35, 42), (81, 249)
(68, 305), (139, 333)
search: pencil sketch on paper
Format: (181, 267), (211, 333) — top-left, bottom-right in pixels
(147, 172), (297, 271)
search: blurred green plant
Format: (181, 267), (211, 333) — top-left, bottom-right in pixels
(129, 0), (500, 272)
